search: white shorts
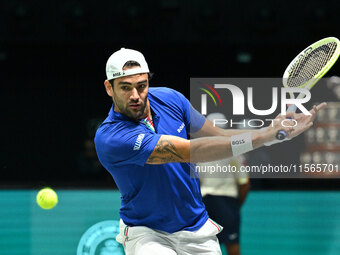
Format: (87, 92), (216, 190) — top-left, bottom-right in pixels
(116, 218), (223, 255)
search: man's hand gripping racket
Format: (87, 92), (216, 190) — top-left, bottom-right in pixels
(276, 37), (340, 141)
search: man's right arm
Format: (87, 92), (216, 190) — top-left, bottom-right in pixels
(146, 130), (271, 165)
(146, 110), (311, 165)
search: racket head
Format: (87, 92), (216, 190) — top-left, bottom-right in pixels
(283, 37), (340, 90)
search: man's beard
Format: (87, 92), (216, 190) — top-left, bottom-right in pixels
(113, 95), (147, 121)
(126, 102), (147, 120)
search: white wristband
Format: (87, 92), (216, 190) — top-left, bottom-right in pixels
(230, 133), (253, 156)
(260, 127), (291, 146)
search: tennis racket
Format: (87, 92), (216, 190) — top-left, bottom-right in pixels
(276, 37), (340, 140)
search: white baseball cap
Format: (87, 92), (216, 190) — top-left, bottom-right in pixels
(105, 48), (150, 80)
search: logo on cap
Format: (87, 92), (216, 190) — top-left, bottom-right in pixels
(112, 72), (125, 77)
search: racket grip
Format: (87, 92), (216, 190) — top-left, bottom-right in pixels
(275, 105), (297, 141)
(276, 130), (287, 140)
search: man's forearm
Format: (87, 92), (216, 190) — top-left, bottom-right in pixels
(147, 104), (323, 165)
(221, 128), (261, 137)
(192, 118), (263, 138)
(146, 131), (268, 165)
(190, 131), (265, 163)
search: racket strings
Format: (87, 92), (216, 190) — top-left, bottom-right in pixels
(287, 42), (338, 88)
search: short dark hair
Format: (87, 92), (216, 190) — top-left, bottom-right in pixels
(123, 60), (141, 69)
(109, 61), (153, 87)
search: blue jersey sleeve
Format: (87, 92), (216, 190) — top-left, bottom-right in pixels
(95, 123), (161, 168)
(172, 90), (206, 134)
(188, 104), (206, 133)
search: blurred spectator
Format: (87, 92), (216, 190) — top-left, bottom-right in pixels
(198, 113), (250, 255)
(75, 118), (114, 186)
(76, 137), (103, 177)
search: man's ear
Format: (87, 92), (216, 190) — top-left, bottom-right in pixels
(104, 80), (113, 97)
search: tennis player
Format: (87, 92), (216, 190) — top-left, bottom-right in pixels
(94, 48), (325, 255)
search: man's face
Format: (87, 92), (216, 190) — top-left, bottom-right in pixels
(105, 72), (149, 121)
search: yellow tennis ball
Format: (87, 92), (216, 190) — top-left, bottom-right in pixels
(36, 188), (58, 210)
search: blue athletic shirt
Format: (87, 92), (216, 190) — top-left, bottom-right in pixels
(94, 87), (208, 233)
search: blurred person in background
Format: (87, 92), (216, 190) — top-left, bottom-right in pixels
(76, 119), (114, 186)
(198, 113), (250, 255)
(76, 137), (102, 176)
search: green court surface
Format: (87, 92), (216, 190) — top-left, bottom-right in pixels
(0, 190), (339, 255)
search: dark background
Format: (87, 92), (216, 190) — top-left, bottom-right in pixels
(1, 0), (340, 189)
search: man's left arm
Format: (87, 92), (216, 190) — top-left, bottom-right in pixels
(191, 103), (327, 142)
(190, 116), (256, 138)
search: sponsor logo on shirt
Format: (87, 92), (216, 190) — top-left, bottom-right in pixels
(177, 122), (185, 133)
(133, 134), (145, 150)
